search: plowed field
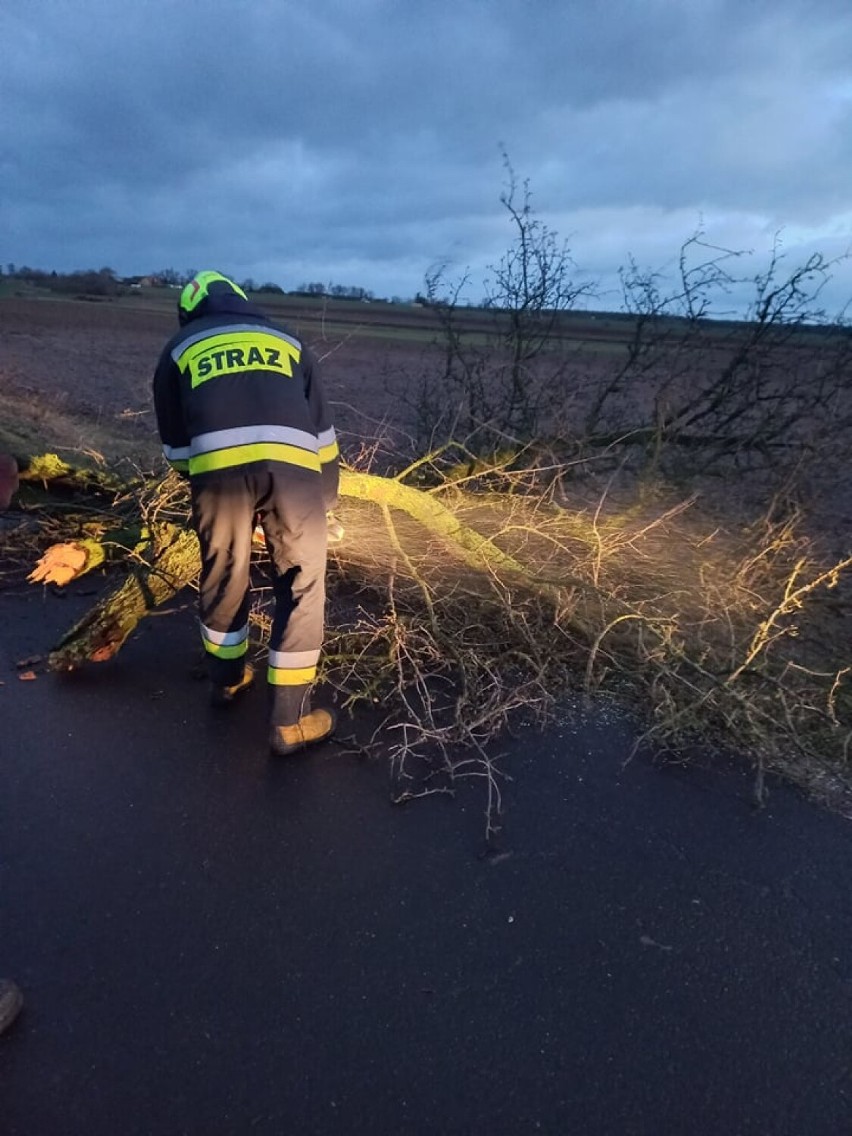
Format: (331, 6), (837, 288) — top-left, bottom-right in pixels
(0, 295), (442, 459)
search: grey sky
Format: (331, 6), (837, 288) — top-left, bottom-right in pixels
(3, 0), (852, 316)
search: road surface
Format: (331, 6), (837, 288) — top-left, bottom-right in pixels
(2, 585), (852, 1134)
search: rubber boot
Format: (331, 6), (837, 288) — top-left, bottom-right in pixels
(269, 708), (337, 756)
(210, 663), (255, 707)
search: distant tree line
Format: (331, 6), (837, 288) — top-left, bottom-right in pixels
(293, 282), (376, 302)
(1, 264), (401, 304)
(3, 265), (125, 297)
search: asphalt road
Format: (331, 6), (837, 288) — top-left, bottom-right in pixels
(2, 585), (852, 1135)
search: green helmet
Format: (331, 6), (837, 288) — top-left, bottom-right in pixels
(178, 271), (248, 325)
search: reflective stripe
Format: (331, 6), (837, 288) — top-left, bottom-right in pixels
(267, 665), (317, 686)
(201, 622), (249, 660)
(268, 648), (319, 687)
(204, 640), (248, 660)
(167, 457), (190, 473)
(189, 427), (321, 475)
(317, 427), (339, 464)
(201, 623), (248, 647)
(319, 438), (339, 464)
(163, 443), (191, 461)
(171, 323), (301, 365)
(191, 425), (318, 457)
(189, 442), (321, 476)
(268, 648), (320, 669)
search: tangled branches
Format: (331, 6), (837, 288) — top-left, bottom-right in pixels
(10, 450), (852, 829)
(316, 462), (852, 821)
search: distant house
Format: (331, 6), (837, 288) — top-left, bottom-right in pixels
(122, 275), (167, 288)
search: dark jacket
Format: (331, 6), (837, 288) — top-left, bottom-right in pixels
(152, 292), (339, 507)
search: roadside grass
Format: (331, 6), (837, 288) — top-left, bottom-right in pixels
(0, 388), (159, 470)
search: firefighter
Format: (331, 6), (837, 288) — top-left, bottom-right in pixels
(152, 271), (339, 756)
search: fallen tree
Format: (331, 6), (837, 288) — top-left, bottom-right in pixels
(21, 459), (567, 671)
(8, 449), (852, 829)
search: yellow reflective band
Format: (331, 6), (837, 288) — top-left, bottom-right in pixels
(177, 331), (301, 387)
(189, 443), (321, 476)
(267, 665), (317, 686)
(168, 458), (190, 472)
(319, 439), (340, 463)
(203, 640), (248, 660)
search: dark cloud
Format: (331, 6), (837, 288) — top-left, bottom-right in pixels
(3, 0), (852, 311)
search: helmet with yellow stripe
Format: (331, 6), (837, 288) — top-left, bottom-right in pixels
(178, 271), (248, 326)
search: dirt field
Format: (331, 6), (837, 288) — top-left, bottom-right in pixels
(0, 295), (443, 462)
(2, 291), (850, 547)
(0, 290), (711, 455)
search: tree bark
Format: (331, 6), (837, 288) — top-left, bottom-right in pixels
(48, 524), (199, 670)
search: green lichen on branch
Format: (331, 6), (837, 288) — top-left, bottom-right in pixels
(19, 451), (136, 496)
(48, 523), (199, 670)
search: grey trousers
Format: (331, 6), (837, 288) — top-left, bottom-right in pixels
(190, 466), (328, 725)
